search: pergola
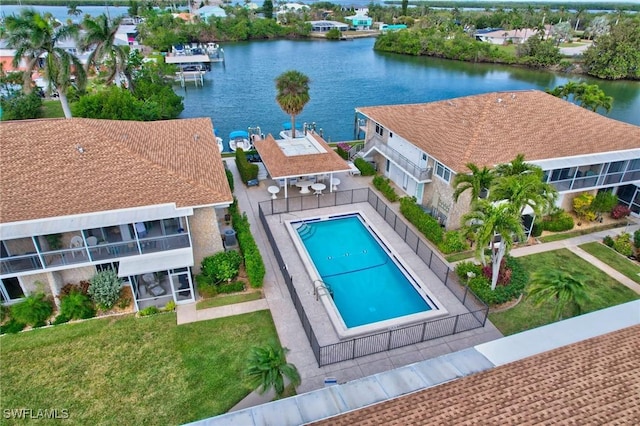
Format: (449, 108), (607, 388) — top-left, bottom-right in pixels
(253, 132), (352, 198)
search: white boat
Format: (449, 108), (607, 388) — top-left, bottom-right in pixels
(279, 122), (305, 139)
(229, 130), (253, 152)
(216, 136), (224, 152)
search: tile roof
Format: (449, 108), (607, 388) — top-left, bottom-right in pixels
(0, 118), (233, 224)
(356, 90), (640, 174)
(311, 324), (640, 426)
(253, 133), (351, 179)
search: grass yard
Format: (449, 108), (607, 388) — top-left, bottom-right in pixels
(579, 242), (640, 284)
(0, 310), (279, 425)
(197, 291), (263, 310)
(41, 100), (64, 118)
(489, 249), (639, 336)
(538, 222), (625, 243)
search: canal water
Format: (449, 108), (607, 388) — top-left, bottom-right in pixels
(177, 38), (640, 145)
(2, 5), (638, 143)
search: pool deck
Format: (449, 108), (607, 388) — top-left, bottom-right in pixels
(186, 159), (502, 392)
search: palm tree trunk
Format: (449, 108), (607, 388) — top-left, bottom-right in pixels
(291, 115), (296, 138)
(490, 238), (507, 290)
(58, 91), (73, 118)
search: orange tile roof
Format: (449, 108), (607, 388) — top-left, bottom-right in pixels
(253, 133), (351, 179)
(311, 324), (640, 425)
(0, 118), (233, 224)
(356, 90), (640, 174)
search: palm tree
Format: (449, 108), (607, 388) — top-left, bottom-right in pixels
(493, 154), (542, 178)
(452, 163), (494, 204)
(463, 200), (525, 290)
(275, 70), (310, 137)
(245, 341), (301, 398)
(528, 270), (588, 320)
(491, 173), (557, 219)
(67, 5), (83, 18)
(4, 10), (86, 118)
(80, 14), (130, 88)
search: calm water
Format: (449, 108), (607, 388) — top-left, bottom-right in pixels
(177, 38), (640, 143)
(298, 215), (430, 328)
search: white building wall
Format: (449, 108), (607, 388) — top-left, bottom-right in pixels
(388, 135), (425, 165)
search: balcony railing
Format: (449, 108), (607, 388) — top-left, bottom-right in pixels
(1, 234), (190, 275)
(361, 137), (432, 182)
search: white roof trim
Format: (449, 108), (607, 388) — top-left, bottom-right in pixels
(524, 149), (640, 171)
(0, 204), (193, 240)
(118, 248), (193, 277)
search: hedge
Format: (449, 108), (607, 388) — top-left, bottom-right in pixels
(399, 197), (444, 246)
(354, 158), (376, 176)
(235, 148), (258, 185)
(372, 175), (399, 202)
(229, 199), (265, 288)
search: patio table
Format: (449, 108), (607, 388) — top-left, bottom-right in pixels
(330, 177), (341, 191)
(311, 183), (326, 195)
(268, 185), (280, 199)
(296, 180), (313, 194)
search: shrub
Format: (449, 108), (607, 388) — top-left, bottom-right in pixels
(335, 143), (350, 160)
(455, 261), (483, 283)
(438, 230), (469, 254)
(10, 293), (54, 326)
(531, 222), (543, 237)
(218, 281), (245, 294)
(540, 210), (574, 232)
(634, 230), (640, 250)
(195, 274), (218, 298)
(0, 319), (26, 334)
(603, 235), (615, 247)
(354, 158), (376, 176)
(164, 300), (176, 312)
(573, 193), (595, 221)
(88, 270), (122, 310)
(225, 168), (235, 193)
(59, 290), (96, 320)
(235, 148), (259, 184)
(138, 306), (160, 317)
(466, 256), (527, 305)
(399, 197), (444, 245)
(372, 175), (399, 202)
(613, 233), (634, 257)
(482, 259), (512, 287)
(201, 251), (243, 284)
(229, 199), (265, 288)
(591, 191), (619, 214)
(611, 204), (631, 220)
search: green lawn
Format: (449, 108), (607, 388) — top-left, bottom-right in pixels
(489, 249), (639, 336)
(579, 242), (640, 284)
(0, 310), (279, 425)
(197, 291), (263, 310)
(41, 100), (64, 118)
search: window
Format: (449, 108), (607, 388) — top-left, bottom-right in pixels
(96, 262), (119, 273)
(375, 123), (384, 136)
(435, 162), (451, 183)
(607, 161), (625, 173)
(389, 132), (393, 138)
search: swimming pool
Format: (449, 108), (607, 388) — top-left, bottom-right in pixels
(288, 212), (447, 339)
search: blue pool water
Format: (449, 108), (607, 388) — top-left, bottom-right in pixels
(297, 215), (431, 328)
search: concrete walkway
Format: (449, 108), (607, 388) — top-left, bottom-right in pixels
(176, 298), (269, 325)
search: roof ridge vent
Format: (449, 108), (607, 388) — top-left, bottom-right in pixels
(497, 98), (503, 103)
(76, 144), (85, 154)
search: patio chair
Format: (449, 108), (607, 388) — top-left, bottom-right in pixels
(70, 236), (84, 258)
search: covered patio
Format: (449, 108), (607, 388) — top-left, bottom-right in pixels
(253, 132), (352, 198)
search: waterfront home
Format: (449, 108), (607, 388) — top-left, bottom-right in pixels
(474, 27), (547, 44)
(0, 118), (233, 310)
(345, 11), (372, 31)
(354, 90), (640, 229)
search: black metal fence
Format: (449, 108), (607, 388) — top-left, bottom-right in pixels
(258, 188), (488, 367)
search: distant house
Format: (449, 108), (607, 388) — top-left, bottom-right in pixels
(345, 12), (372, 30)
(0, 118), (233, 310)
(276, 3), (310, 24)
(309, 20), (349, 33)
(475, 27), (548, 44)
(196, 5), (227, 20)
(354, 90), (640, 230)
